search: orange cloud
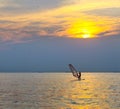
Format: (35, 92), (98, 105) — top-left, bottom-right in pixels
(0, 0), (120, 42)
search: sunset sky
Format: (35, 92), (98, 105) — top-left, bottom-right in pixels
(0, 0), (120, 72)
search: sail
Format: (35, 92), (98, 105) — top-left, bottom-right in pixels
(68, 64), (78, 78)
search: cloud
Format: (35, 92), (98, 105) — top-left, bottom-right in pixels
(0, 0), (62, 14)
(0, 0), (120, 43)
(84, 7), (120, 17)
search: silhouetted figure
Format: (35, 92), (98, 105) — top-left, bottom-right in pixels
(77, 72), (81, 80)
(68, 64), (81, 80)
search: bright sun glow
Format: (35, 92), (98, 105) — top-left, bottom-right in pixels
(82, 34), (91, 38)
(66, 19), (108, 39)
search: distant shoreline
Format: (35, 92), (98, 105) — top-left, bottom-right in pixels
(0, 72), (120, 73)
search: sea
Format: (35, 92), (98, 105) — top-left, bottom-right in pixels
(0, 72), (119, 109)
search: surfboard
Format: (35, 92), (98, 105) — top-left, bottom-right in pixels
(68, 64), (78, 78)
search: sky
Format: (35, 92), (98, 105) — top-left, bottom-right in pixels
(0, 0), (120, 72)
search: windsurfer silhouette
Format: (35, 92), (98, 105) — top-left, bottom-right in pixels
(68, 64), (81, 80)
(77, 72), (81, 80)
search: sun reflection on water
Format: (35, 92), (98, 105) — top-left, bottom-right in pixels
(47, 73), (120, 109)
(0, 73), (119, 109)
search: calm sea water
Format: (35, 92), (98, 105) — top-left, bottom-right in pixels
(0, 73), (119, 109)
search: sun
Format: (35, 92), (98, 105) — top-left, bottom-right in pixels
(82, 33), (91, 38)
(66, 20), (102, 39)
(81, 33), (96, 39)
(72, 33), (93, 39)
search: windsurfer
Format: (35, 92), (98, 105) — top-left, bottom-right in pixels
(77, 72), (81, 80)
(68, 64), (81, 80)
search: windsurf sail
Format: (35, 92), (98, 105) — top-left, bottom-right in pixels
(68, 64), (78, 78)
